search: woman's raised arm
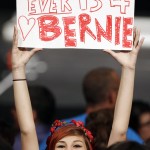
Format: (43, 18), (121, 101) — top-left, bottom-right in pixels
(105, 28), (145, 146)
(12, 26), (42, 150)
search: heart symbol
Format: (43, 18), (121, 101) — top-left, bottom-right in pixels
(18, 16), (36, 40)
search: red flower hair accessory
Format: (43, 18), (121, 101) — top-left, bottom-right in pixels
(50, 120), (66, 134)
(47, 119), (94, 144)
(71, 120), (94, 143)
(46, 120), (66, 146)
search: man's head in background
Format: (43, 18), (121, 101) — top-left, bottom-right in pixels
(82, 67), (120, 113)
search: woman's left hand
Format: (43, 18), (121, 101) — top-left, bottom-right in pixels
(103, 28), (145, 69)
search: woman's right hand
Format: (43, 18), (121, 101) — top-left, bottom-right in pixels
(12, 26), (43, 70)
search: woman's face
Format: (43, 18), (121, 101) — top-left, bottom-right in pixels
(55, 135), (87, 150)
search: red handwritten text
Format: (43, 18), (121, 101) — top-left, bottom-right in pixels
(37, 14), (133, 48)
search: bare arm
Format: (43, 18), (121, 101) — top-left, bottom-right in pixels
(12, 26), (42, 150)
(105, 28), (145, 146)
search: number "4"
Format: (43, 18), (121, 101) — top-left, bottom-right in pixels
(110, 0), (130, 14)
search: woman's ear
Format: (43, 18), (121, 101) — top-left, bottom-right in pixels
(108, 90), (117, 107)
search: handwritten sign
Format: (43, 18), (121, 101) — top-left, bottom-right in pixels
(17, 0), (135, 50)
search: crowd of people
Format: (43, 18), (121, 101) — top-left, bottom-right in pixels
(0, 25), (150, 150)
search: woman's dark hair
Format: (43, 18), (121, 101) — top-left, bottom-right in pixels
(0, 119), (15, 145)
(107, 141), (149, 150)
(86, 108), (114, 149)
(0, 136), (13, 150)
(145, 138), (150, 148)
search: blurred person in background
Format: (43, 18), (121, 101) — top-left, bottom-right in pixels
(0, 119), (15, 147)
(106, 141), (149, 150)
(129, 100), (150, 142)
(0, 136), (13, 150)
(85, 108), (114, 150)
(145, 139), (150, 148)
(11, 85), (56, 150)
(83, 67), (119, 114)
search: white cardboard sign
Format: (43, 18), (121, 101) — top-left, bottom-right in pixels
(17, 0), (135, 50)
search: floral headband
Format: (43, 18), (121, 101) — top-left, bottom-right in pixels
(48, 119), (94, 143)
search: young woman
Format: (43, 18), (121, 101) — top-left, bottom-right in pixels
(46, 120), (93, 150)
(12, 26), (144, 150)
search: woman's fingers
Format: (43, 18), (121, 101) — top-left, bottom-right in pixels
(29, 48), (43, 58)
(133, 27), (136, 45)
(103, 49), (118, 58)
(19, 47), (28, 51)
(134, 37), (145, 54)
(133, 28), (140, 48)
(12, 26), (18, 51)
(132, 27), (145, 56)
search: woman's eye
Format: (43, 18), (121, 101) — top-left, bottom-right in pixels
(73, 144), (82, 148)
(57, 145), (65, 148)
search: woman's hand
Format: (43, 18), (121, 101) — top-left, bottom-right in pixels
(12, 26), (43, 70)
(103, 28), (145, 69)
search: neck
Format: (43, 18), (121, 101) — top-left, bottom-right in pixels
(86, 101), (114, 114)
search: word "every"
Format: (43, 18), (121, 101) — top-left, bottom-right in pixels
(28, 0), (103, 14)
